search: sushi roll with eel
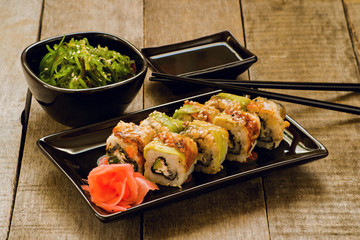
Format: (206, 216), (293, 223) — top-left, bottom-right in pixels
(106, 121), (156, 173)
(246, 97), (290, 149)
(213, 108), (261, 162)
(205, 93), (251, 112)
(173, 100), (219, 123)
(140, 111), (184, 133)
(181, 120), (229, 174)
(144, 131), (198, 187)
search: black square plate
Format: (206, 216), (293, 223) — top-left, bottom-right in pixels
(141, 31), (257, 80)
(38, 91), (328, 222)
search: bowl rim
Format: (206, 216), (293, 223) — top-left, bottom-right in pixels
(21, 31), (148, 93)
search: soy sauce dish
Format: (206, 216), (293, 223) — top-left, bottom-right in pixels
(21, 32), (147, 127)
(142, 31), (257, 80)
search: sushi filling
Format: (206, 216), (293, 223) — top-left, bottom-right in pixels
(259, 120), (273, 143)
(106, 144), (139, 172)
(196, 140), (212, 166)
(227, 131), (241, 154)
(151, 157), (177, 180)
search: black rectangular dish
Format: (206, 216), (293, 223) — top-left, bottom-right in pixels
(37, 91), (328, 222)
(141, 31), (257, 79)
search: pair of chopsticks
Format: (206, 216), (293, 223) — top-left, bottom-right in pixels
(150, 72), (360, 115)
(151, 76), (360, 91)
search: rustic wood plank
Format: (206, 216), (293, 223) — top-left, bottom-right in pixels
(243, 0), (360, 238)
(344, 0), (360, 68)
(9, 0), (144, 239)
(0, 0), (42, 239)
(143, 179), (268, 240)
(143, 1), (269, 239)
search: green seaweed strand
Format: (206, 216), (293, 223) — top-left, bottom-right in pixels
(39, 37), (136, 89)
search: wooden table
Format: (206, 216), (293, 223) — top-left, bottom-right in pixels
(2, 0), (360, 239)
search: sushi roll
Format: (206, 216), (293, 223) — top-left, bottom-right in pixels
(144, 131), (198, 187)
(172, 100), (220, 123)
(106, 121), (156, 173)
(205, 93), (251, 112)
(140, 111), (184, 133)
(181, 120), (229, 174)
(246, 97), (290, 149)
(213, 108), (261, 162)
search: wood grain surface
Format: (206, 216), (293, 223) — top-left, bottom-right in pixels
(344, 0), (360, 67)
(243, 0), (360, 238)
(3, 0), (360, 239)
(0, 0), (42, 239)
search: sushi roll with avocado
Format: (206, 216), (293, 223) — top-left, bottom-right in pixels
(140, 111), (184, 133)
(205, 93), (251, 112)
(173, 100), (220, 123)
(144, 131), (198, 187)
(213, 108), (261, 162)
(106, 121), (156, 173)
(246, 97), (290, 149)
(181, 120), (229, 174)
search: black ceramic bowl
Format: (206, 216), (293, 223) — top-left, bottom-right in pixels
(21, 32), (147, 127)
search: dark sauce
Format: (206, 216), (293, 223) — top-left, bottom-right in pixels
(149, 42), (242, 75)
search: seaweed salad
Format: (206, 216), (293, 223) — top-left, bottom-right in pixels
(39, 37), (136, 89)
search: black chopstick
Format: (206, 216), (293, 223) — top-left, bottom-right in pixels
(150, 76), (360, 91)
(151, 72), (360, 115)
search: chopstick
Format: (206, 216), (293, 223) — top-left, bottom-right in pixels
(151, 72), (360, 115)
(150, 76), (360, 91)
